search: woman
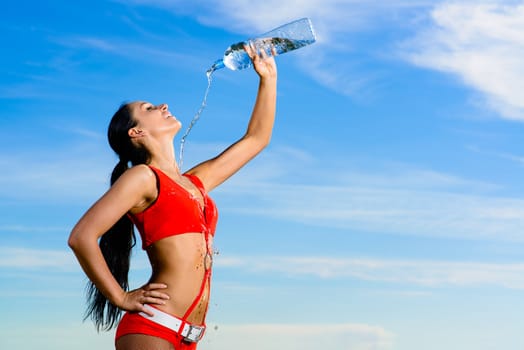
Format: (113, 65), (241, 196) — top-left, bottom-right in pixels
(68, 45), (277, 350)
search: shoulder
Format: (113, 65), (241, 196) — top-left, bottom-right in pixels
(113, 164), (157, 194)
(120, 164), (155, 181)
(110, 164), (159, 211)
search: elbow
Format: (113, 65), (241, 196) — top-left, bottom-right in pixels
(253, 137), (270, 156)
(258, 133), (272, 150)
(244, 133), (272, 154)
(67, 233), (78, 251)
(68, 228), (84, 252)
(259, 139), (271, 152)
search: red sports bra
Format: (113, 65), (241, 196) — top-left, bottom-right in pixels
(129, 166), (218, 250)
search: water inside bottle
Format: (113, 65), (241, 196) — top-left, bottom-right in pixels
(225, 37), (314, 70)
(178, 69), (214, 170)
(258, 37), (315, 55)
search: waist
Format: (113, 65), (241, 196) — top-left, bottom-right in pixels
(145, 233), (214, 323)
(148, 265), (212, 324)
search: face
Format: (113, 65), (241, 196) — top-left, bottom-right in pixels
(128, 101), (181, 139)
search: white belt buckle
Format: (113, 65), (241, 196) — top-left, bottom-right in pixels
(182, 323), (205, 343)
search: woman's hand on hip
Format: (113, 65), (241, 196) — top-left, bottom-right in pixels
(117, 283), (170, 316)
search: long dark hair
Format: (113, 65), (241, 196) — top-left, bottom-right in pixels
(85, 103), (151, 331)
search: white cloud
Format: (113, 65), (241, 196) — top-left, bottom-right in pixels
(403, 1), (524, 120)
(216, 255), (524, 290)
(117, 0), (436, 98)
(4, 141), (523, 243)
(52, 35), (203, 70)
(201, 322), (394, 350)
(467, 145), (524, 166)
(118, 0), (524, 119)
(52, 126), (105, 140)
(218, 164), (524, 242)
(8, 245), (524, 290)
(0, 247), (75, 270)
(0, 143), (113, 201)
(242, 184), (521, 240)
(0, 323), (114, 350)
(120, 0), (436, 34)
(0, 225), (69, 233)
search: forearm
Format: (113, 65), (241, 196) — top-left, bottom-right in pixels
(245, 76), (277, 145)
(69, 235), (125, 306)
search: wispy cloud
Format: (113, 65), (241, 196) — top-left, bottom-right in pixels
(0, 323), (114, 350)
(5, 141), (523, 243)
(121, 0), (435, 34)
(0, 225), (69, 233)
(216, 255), (524, 290)
(467, 145), (524, 166)
(9, 245), (524, 290)
(202, 322), (395, 350)
(146, 0), (524, 119)
(217, 149), (523, 242)
(0, 247), (74, 270)
(403, 1), (524, 120)
(52, 35), (203, 69)
(118, 0), (436, 98)
(0, 143), (113, 201)
(221, 182), (524, 241)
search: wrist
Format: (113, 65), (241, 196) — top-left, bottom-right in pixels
(259, 75), (277, 86)
(109, 289), (127, 308)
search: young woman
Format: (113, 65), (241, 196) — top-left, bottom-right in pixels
(68, 45), (277, 350)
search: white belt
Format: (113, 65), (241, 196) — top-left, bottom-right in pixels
(139, 304), (206, 343)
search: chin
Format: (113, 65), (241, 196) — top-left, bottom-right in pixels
(173, 122), (182, 134)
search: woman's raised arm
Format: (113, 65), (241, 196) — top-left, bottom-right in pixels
(188, 44), (278, 191)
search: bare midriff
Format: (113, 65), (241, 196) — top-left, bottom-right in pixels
(145, 232), (213, 325)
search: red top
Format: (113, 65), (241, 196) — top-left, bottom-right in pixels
(129, 166), (218, 250)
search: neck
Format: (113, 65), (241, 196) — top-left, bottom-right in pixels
(147, 138), (180, 175)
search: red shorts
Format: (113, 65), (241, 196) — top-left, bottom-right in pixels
(116, 311), (198, 350)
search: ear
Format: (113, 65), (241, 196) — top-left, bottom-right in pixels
(128, 127), (144, 138)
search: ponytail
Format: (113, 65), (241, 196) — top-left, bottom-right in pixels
(111, 158), (130, 185)
(85, 103), (150, 331)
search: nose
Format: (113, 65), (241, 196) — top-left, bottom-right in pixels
(158, 103), (168, 111)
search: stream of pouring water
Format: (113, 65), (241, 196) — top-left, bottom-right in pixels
(178, 69), (215, 170)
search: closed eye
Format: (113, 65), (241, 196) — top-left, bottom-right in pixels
(139, 102), (155, 111)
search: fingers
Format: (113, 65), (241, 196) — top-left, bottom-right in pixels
(243, 42), (257, 61)
(244, 42), (276, 71)
(258, 42), (270, 60)
(243, 41), (271, 61)
(140, 284), (170, 305)
(121, 283), (170, 313)
(143, 283), (168, 291)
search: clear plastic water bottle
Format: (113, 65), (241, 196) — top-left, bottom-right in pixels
(207, 18), (316, 75)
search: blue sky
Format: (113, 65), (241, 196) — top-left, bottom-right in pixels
(1, 0), (524, 349)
